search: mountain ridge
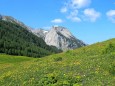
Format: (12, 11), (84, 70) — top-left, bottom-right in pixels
(0, 14), (32, 31)
(31, 28), (48, 40)
(32, 26), (86, 51)
(0, 14), (86, 51)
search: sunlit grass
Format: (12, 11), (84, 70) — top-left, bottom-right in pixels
(0, 39), (115, 86)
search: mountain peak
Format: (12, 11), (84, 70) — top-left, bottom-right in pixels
(31, 26), (86, 51)
(51, 26), (74, 39)
(52, 26), (66, 31)
(44, 26), (86, 51)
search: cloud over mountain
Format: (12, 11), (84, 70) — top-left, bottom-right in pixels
(51, 19), (64, 23)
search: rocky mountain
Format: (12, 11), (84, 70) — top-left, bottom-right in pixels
(0, 14), (86, 51)
(31, 29), (48, 40)
(32, 26), (86, 51)
(45, 26), (86, 51)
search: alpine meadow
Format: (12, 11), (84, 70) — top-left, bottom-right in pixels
(0, 0), (115, 86)
(0, 39), (115, 85)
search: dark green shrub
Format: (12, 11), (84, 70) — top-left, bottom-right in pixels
(102, 43), (115, 54)
(39, 76), (57, 85)
(109, 64), (115, 75)
(54, 57), (63, 62)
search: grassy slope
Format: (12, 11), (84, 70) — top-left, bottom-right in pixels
(0, 39), (115, 86)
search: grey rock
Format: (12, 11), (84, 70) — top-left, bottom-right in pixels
(32, 26), (86, 51)
(31, 29), (48, 40)
(45, 26), (86, 51)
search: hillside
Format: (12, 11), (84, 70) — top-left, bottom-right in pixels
(0, 20), (62, 57)
(0, 39), (115, 86)
(0, 14), (32, 30)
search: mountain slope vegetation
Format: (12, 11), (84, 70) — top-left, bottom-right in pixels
(0, 38), (115, 86)
(0, 20), (62, 57)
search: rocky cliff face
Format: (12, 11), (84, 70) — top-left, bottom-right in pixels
(31, 29), (48, 40)
(45, 26), (86, 51)
(32, 26), (86, 51)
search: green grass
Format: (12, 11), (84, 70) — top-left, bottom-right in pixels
(0, 39), (115, 86)
(0, 54), (32, 64)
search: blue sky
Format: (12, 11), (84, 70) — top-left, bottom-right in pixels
(0, 0), (115, 44)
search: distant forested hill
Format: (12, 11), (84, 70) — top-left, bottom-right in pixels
(0, 20), (62, 57)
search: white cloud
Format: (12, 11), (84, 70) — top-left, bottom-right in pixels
(60, 0), (101, 22)
(83, 8), (101, 22)
(68, 16), (81, 22)
(51, 19), (64, 23)
(67, 10), (81, 22)
(62, 0), (91, 10)
(106, 10), (115, 23)
(71, 0), (91, 9)
(60, 7), (68, 13)
(60, 0), (92, 22)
